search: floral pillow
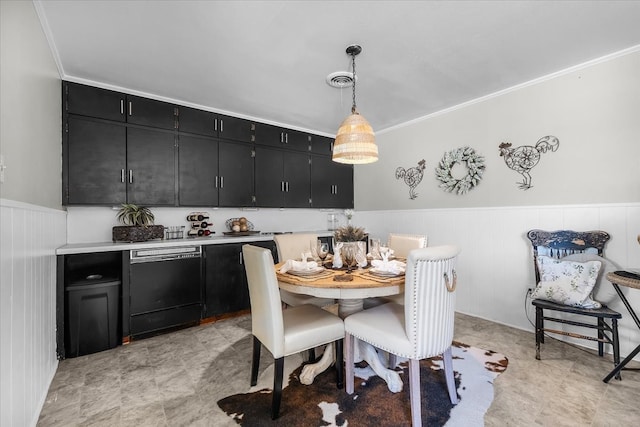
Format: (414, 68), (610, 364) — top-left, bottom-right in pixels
(531, 256), (602, 307)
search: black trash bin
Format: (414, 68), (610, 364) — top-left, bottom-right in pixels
(65, 274), (120, 358)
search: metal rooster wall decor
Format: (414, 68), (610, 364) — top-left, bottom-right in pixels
(498, 135), (560, 190)
(396, 159), (426, 200)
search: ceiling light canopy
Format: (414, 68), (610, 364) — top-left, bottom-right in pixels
(332, 45), (378, 165)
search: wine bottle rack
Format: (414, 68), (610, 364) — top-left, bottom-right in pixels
(186, 211), (214, 237)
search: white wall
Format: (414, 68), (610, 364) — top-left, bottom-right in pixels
(0, 0), (62, 209)
(1, 200), (67, 427)
(0, 2), (64, 426)
(356, 203), (640, 358)
(354, 51), (640, 359)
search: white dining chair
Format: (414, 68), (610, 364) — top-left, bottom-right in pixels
(242, 244), (344, 419)
(344, 245), (461, 427)
(274, 233), (335, 308)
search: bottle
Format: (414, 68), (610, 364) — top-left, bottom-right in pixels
(187, 229), (212, 237)
(191, 222), (213, 229)
(186, 214), (209, 221)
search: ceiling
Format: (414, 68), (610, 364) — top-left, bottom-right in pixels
(35, 1), (640, 136)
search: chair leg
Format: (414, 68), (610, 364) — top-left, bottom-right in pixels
(251, 335), (261, 386)
(535, 307), (543, 360)
(443, 347), (458, 404)
(389, 353), (397, 369)
(597, 318), (604, 357)
(271, 357), (284, 419)
(408, 358), (422, 427)
(612, 318), (621, 380)
(335, 338), (344, 389)
(345, 333), (354, 394)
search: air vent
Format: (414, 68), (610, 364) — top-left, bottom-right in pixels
(326, 71), (356, 88)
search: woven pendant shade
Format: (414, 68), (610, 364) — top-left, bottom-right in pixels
(332, 111), (378, 164)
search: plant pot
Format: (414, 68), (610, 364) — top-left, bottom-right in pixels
(112, 225), (164, 242)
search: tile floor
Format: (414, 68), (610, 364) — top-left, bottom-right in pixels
(37, 313), (640, 426)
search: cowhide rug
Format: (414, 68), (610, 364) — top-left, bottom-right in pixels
(217, 341), (508, 426)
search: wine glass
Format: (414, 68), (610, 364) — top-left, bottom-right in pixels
(341, 244), (357, 273)
(317, 241), (329, 264)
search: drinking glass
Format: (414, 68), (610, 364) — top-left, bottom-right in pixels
(317, 241), (329, 263)
(341, 243), (357, 273)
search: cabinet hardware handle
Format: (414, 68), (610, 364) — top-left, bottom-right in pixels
(280, 132), (284, 143)
(239, 252), (243, 265)
(215, 176), (219, 188)
(285, 133), (288, 144)
(214, 118), (217, 132)
(129, 170), (133, 184)
(121, 169), (125, 183)
(334, 185), (338, 195)
(128, 101), (132, 116)
(285, 181), (289, 192)
(220, 119), (224, 133)
(280, 181), (284, 192)
(120, 100), (124, 115)
(220, 176), (224, 188)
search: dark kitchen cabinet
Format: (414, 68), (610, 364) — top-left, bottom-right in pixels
(65, 116), (127, 205)
(254, 123), (310, 152)
(177, 106), (216, 137)
(254, 146), (310, 208)
(127, 127), (177, 205)
(178, 134), (219, 206)
(311, 134), (334, 156)
(218, 141), (255, 207)
(64, 118), (176, 206)
(218, 114), (256, 143)
(64, 81), (125, 122)
(311, 155), (354, 208)
(125, 95), (177, 130)
(204, 240), (276, 317)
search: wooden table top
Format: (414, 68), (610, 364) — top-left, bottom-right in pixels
(607, 272), (640, 290)
(275, 262), (405, 300)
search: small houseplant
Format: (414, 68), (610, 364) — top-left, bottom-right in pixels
(112, 203), (164, 242)
(334, 225), (367, 271)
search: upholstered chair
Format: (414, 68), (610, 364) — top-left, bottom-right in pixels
(274, 233), (335, 307)
(242, 244), (344, 419)
(344, 245), (460, 426)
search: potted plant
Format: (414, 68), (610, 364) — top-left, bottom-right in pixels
(112, 203), (164, 242)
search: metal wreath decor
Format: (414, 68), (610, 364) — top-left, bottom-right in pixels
(435, 146), (485, 195)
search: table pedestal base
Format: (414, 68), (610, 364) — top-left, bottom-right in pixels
(299, 298), (404, 393)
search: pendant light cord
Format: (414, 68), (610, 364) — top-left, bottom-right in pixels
(351, 53), (357, 114)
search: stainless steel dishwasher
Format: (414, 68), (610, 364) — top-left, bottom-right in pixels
(129, 246), (202, 336)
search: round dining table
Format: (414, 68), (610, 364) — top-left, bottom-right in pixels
(275, 262), (406, 392)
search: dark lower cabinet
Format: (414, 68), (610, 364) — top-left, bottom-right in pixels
(204, 241), (276, 317)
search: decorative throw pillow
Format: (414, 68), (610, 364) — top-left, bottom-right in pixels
(561, 253), (620, 307)
(531, 256), (602, 307)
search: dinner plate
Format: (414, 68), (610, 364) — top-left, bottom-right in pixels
(288, 267), (325, 277)
(369, 268), (404, 277)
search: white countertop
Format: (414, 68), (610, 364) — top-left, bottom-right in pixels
(56, 231), (335, 255)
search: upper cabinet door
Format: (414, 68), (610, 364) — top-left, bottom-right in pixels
(64, 82), (125, 122)
(255, 123), (310, 152)
(65, 116), (127, 205)
(178, 134), (219, 206)
(218, 115), (255, 143)
(126, 127), (177, 206)
(177, 106), (216, 137)
(218, 141), (254, 207)
(126, 95), (176, 130)
(311, 135), (334, 156)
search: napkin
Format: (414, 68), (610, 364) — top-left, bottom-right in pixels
(279, 260), (319, 274)
(370, 259), (406, 275)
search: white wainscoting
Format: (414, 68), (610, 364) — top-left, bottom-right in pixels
(1, 199), (67, 427)
(357, 202), (640, 360)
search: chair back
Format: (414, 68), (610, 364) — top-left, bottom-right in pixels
(242, 244), (285, 357)
(527, 229), (610, 283)
(274, 233), (319, 262)
(388, 233), (427, 258)
(404, 245), (461, 359)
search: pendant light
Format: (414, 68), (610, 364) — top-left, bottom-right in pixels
(332, 45), (378, 164)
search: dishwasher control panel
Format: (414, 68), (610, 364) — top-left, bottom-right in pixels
(130, 246), (202, 263)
